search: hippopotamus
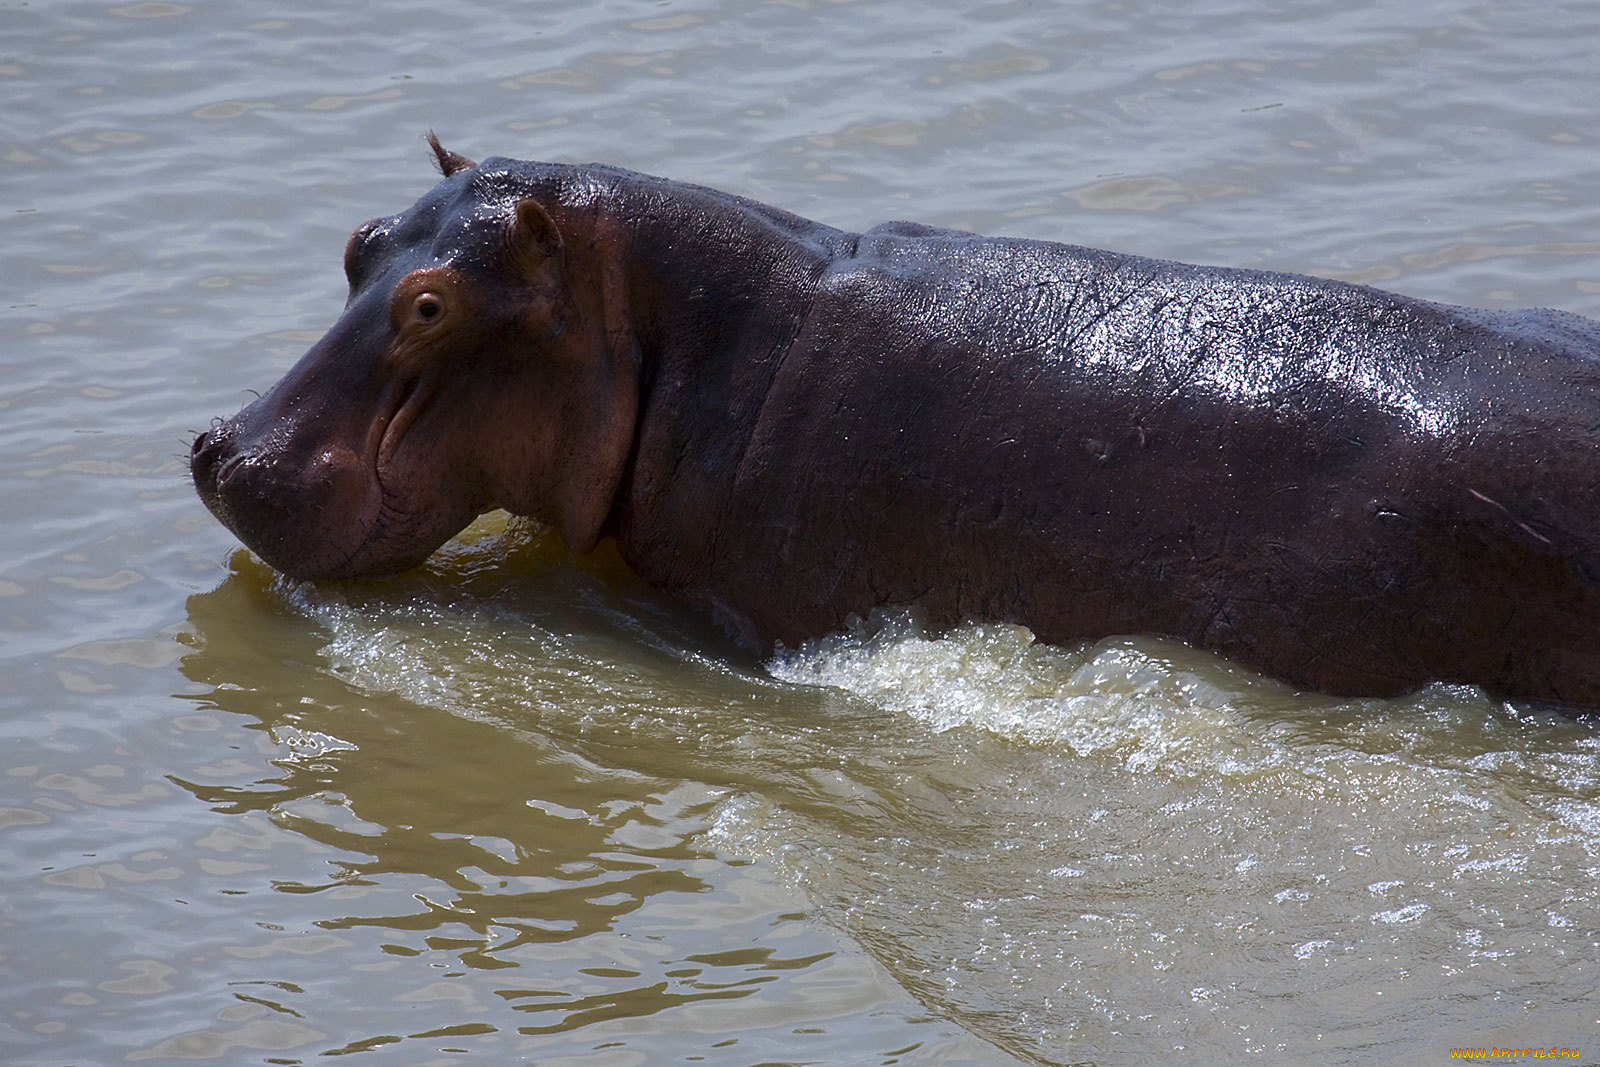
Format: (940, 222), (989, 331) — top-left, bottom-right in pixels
(191, 137), (1600, 710)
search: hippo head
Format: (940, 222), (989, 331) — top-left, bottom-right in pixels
(191, 137), (637, 580)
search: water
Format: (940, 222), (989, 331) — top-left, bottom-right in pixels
(5, 0), (1600, 1063)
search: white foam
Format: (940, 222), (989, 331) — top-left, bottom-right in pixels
(768, 612), (1286, 778)
(1371, 902), (1429, 924)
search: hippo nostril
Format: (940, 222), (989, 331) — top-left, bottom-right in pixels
(190, 430), (210, 459)
(216, 452), (248, 486)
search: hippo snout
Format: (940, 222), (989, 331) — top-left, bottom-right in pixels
(191, 423), (298, 566)
(190, 417), (387, 580)
(189, 423), (237, 511)
(191, 423), (277, 520)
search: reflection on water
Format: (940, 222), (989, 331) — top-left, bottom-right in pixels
(162, 519), (1600, 1065)
(165, 520), (1003, 1063)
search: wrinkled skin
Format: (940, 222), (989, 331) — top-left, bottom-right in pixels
(193, 139), (1600, 710)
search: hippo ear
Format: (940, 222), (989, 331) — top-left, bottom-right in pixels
(510, 198), (565, 265)
(426, 131), (476, 177)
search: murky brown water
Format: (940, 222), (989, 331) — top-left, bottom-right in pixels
(5, 0), (1600, 1063)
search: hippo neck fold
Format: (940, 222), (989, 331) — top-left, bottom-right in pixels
(490, 160), (859, 637)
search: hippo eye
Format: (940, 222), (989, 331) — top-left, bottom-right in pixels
(389, 268), (460, 339)
(413, 293), (443, 321)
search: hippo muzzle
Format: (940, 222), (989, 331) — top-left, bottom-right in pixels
(189, 347), (452, 581)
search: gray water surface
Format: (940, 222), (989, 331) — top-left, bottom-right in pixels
(5, 1), (1600, 1064)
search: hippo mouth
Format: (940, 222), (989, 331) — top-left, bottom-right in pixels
(357, 371), (468, 571)
(373, 371), (437, 487)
